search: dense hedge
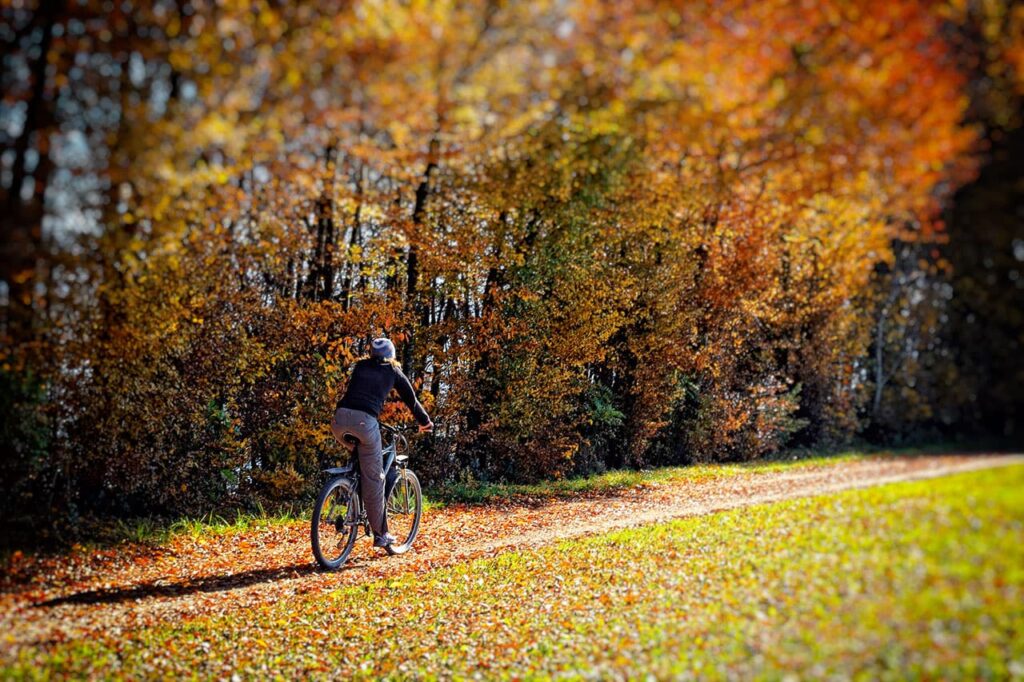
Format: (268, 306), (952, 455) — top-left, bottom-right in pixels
(2, 0), (1020, 539)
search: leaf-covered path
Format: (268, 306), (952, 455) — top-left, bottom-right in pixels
(2, 454), (1020, 661)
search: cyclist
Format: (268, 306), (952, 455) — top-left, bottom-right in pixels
(331, 337), (433, 549)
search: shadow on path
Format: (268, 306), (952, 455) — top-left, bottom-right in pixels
(35, 561), (329, 607)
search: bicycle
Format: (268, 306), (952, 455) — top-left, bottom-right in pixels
(311, 423), (423, 570)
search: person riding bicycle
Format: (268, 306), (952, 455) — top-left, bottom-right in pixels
(331, 337), (433, 549)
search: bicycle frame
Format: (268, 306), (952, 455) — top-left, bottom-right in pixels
(322, 424), (409, 507)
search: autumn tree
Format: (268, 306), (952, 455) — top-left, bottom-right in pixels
(1, 0), (1014, 534)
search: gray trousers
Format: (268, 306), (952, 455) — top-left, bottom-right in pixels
(331, 407), (387, 537)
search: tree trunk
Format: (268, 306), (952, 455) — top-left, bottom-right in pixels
(1, 0), (62, 345)
(873, 311), (885, 417)
(303, 145), (337, 301)
(403, 134), (440, 375)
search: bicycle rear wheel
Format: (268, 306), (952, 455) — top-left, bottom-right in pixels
(311, 478), (359, 569)
(385, 469), (422, 555)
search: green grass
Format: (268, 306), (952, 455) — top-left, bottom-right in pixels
(9, 464), (1023, 679)
(88, 504), (310, 547)
(427, 445), (884, 504)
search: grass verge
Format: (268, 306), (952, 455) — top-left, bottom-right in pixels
(81, 503), (309, 547)
(8, 463), (1023, 678)
(30, 444), (975, 552)
(425, 443), (924, 504)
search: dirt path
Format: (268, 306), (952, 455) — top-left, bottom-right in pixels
(2, 454), (1021, 658)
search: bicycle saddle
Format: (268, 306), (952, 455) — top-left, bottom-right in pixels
(341, 433), (361, 448)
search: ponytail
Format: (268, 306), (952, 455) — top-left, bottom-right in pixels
(354, 354), (401, 370)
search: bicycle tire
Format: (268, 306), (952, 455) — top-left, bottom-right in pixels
(311, 477), (359, 569)
(385, 469), (422, 555)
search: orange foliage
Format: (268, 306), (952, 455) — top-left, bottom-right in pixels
(0, 0), (1004, 524)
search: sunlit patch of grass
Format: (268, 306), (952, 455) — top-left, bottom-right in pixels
(428, 447), (878, 504)
(431, 439), (1010, 505)
(11, 464), (1023, 679)
(89, 504), (311, 548)
(176, 506), (311, 538)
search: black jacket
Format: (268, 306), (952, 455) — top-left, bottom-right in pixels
(337, 359), (431, 426)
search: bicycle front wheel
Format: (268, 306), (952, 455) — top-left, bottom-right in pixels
(385, 469), (422, 555)
(311, 477), (359, 569)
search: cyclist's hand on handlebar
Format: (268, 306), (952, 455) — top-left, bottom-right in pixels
(419, 421), (434, 433)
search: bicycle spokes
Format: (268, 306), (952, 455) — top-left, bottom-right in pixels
(385, 470), (422, 555)
(311, 478), (359, 569)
